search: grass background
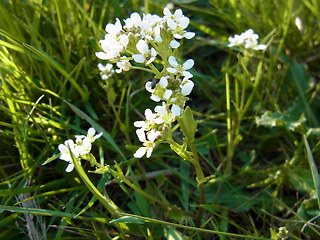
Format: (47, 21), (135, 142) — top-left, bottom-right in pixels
(0, 0), (320, 239)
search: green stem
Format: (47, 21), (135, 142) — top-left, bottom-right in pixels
(112, 162), (193, 217)
(225, 73), (232, 173)
(188, 140), (205, 227)
(70, 149), (120, 215)
(114, 212), (270, 240)
(130, 66), (154, 74)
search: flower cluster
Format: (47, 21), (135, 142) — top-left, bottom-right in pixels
(58, 128), (103, 172)
(228, 29), (267, 50)
(96, 7), (196, 158)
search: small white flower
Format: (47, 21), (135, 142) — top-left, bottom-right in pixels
(76, 127), (103, 143)
(133, 129), (159, 158)
(105, 18), (123, 36)
(155, 102), (168, 117)
(167, 56), (194, 77)
(124, 12), (142, 30)
(116, 58), (131, 73)
(132, 39), (157, 65)
(58, 139), (79, 172)
(98, 63), (114, 79)
(228, 29), (267, 51)
(75, 137), (92, 156)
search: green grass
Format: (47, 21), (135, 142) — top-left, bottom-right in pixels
(1, 0), (320, 239)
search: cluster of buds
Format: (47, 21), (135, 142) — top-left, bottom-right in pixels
(228, 29), (267, 50)
(58, 128), (103, 172)
(95, 7), (196, 158)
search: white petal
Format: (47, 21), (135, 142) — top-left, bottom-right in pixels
(150, 48), (157, 57)
(60, 153), (71, 162)
(88, 127), (96, 137)
(174, 9), (183, 18)
(159, 77), (168, 88)
(94, 132), (103, 140)
(58, 144), (68, 154)
(95, 52), (109, 60)
(133, 147), (146, 158)
(171, 104), (181, 117)
(145, 109), (153, 119)
(146, 147), (153, 158)
(178, 17), (190, 29)
(150, 94), (161, 102)
(167, 18), (177, 29)
(163, 89), (172, 99)
(145, 81), (154, 93)
(131, 12), (141, 24)
(182, 71), (193, 79)
(136, 128), (146, 142)
(65, 163), (74, 172)
(184, 32), (195, 39)
(181, 80), (194, 96)
(134, 121), (145, 128)
(132, 54), (145, 63)
(173, 33), (183, 39)
(136, 39), (149, 54)
(168, 56), (178, 67)
(163, 7), (171, 17)
(170, 40), (180, 48)
(147, 129), (157, 142)
(154, 118), (164, 124)
(183, 59), (194, 70)
(166, 67), (177, 74)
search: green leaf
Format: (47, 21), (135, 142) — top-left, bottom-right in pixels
(304, 135), (320, 210)
(109, 216), (145, 224)
(0, 205), (108, 223)
(177, 106), (197, 141)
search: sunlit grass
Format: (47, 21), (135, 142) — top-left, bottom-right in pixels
(0, 0), (320, 239)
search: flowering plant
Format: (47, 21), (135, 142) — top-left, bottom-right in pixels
(95, 7), (200, 167)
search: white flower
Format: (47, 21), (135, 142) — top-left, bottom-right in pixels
(105, 18), (123, 36)
(132, 39), (157, 65)
(163, 7), (195, 39)
(134, 108), (156, 131)
(116, 58), (131, 73)
(96, 35), (127, 60)
(228, 29), (267, 51)
(134, 129), (159, 158)
(75, 137), (92, 156)
(124, 12), (142, 30)
(76, 127), (103, 143)
(58, 139), (79, 172)
(155, 102), (168, 117)
(167, 56), (194, 77)
(98, 63), (114, 80)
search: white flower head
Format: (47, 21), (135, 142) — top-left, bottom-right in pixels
(124, 12), (142, 30)
(228, 29), (267, 51)
(58, 139), (79, 172)
(105, 18), (123, 36)
(132, 39), (157, 65)
(116, 58), (131, 73)
(76, 127), (103, 143)
(167, 56), (194, 77)
(133, 129), (160, 158)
